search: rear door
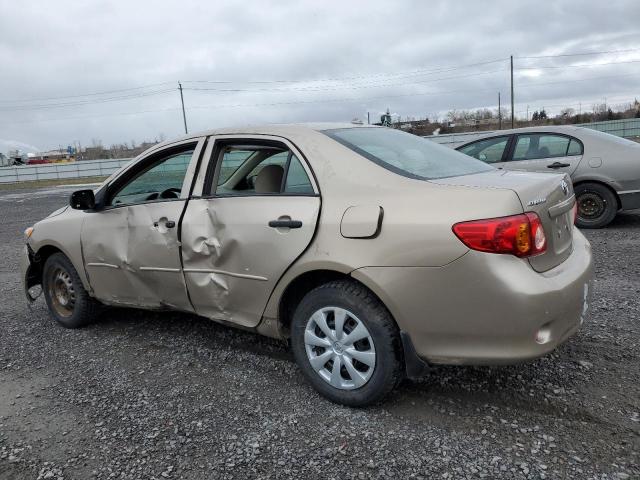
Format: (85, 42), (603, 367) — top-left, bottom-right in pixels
(503, 133), (583, 175)
(180, 136), (320, 327)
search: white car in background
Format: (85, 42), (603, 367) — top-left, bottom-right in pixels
(454, 126), (640, 228)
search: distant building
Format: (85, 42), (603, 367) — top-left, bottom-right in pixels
(27, 149), (74, 165)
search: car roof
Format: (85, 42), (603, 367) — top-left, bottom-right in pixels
(453, 125), (603, 144)
(149, 122), (377, 152)
(475, 125), (585, 135)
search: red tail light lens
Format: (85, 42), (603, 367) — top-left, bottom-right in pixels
(452, 213), (547, 257)
(571, 201), (578, 224)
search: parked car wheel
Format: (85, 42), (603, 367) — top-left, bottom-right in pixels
(42, 253), (100, 328)
(291, 280), (403, 407)
(574, 182), (618, 229)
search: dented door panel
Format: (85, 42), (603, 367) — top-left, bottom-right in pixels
(81, 201), (192, 310)
(181, 196), (320, 327)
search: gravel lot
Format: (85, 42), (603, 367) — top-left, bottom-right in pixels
(1, 185), (638, 480)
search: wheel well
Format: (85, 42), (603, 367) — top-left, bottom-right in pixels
(278, 270), (348, 336)
(573, 180), (621, 209)
(278, 270), (398, 338)
(28, 245), (64, 286)
(277, 270), (424, 377)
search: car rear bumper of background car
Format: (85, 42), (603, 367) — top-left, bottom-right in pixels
(351, 228), (594, 366)
(619, 190), (640, 211)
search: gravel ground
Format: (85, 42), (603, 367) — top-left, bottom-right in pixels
(0, 185), (638, 480)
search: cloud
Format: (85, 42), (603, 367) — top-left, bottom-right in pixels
(0, 0), (639, 150)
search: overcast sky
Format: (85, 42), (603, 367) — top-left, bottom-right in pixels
(1, 0), (639, 153)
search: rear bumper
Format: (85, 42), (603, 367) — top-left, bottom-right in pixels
(352, 229), (594, 365)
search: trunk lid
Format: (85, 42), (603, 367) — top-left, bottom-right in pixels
(433, 169), (575, 272)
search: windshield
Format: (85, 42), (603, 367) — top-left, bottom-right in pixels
(324, 127), (493, 180)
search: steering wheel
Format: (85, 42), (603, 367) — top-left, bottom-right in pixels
(159, 187), (181, 199)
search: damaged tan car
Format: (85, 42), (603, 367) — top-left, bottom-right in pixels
(22, 124), (594, 406)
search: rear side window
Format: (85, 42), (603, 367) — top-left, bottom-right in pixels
(458, 136), (510, 163)
(285, 155), (315, 194)
(211, 144), (314, 196)
(512, 134), (574, 161)
(567, 138), (583, 156)
(324, 128), (492, 180)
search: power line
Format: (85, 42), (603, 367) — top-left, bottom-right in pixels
(182, 69), (506, 94)
(0, 82), (174, 104)
(516, 58), (640, 71)
(0, 88), (176, 112)
(518, 72), (638, 88)
(182, 58), (508, 85)
(0, 58), (509, 110)
(0, 85), (508, 125)
(0, 106), (181, 126)
(516, 47), (640, 59)
(186, 85), (508, 110)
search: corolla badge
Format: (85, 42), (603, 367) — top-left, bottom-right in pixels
(560, 179), (569, 196)
(527, 198), (547, 206)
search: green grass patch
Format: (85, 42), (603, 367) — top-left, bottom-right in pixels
(0, 176), (108, 191)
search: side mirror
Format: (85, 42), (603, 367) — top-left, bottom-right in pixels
(70, 189), (96, 210)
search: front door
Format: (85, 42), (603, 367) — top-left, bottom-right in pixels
(81, 140), (204, 309)
(499, 133), (583, 175)
(181, 137), (320, 327)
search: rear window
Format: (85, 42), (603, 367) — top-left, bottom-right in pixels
(324, 127), (493, 180)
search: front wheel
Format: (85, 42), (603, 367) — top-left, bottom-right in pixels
(574, 182), (618, 229)
(291, 280), (403, 407)
(42, 253), (101, 328)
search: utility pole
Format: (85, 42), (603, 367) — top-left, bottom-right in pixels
(498, 92), (502, 130)
(526, 105), (529, 123)
(510, 55), (515, 128)
(367, 111), (370, 125)
(178, 82), (188, 134)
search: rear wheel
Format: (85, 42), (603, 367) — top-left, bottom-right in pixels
(42, 253), (100, 328)
(291, 280), (403, 407)
(574, 182), (618, 229)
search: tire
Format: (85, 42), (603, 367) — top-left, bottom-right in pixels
(42, 252), (101, 328)
(291, 280), (403, 407)
(574, 182), (618, 229)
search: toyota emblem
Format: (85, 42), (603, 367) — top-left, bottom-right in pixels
(560, 179), (569, 196)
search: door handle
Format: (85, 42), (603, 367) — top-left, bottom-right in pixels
(153, 220), (176, 228)
(269, 219), (302, 229)
(547, 162), (570, 169)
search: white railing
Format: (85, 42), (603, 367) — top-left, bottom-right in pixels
(0, 158), (132, 184)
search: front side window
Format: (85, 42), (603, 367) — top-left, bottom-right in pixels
(325, 127), (493, 180)
(213, 144), (314, 196)
(512, 134), (573, 161)
(110, 147), (195, 206)
(458, 136), (510, 163)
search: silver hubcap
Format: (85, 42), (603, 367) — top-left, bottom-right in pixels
(304, 307), (376, 390)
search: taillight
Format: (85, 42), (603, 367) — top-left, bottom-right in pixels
(571, 201), (578, 224)
(452, 213), (547, 257)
